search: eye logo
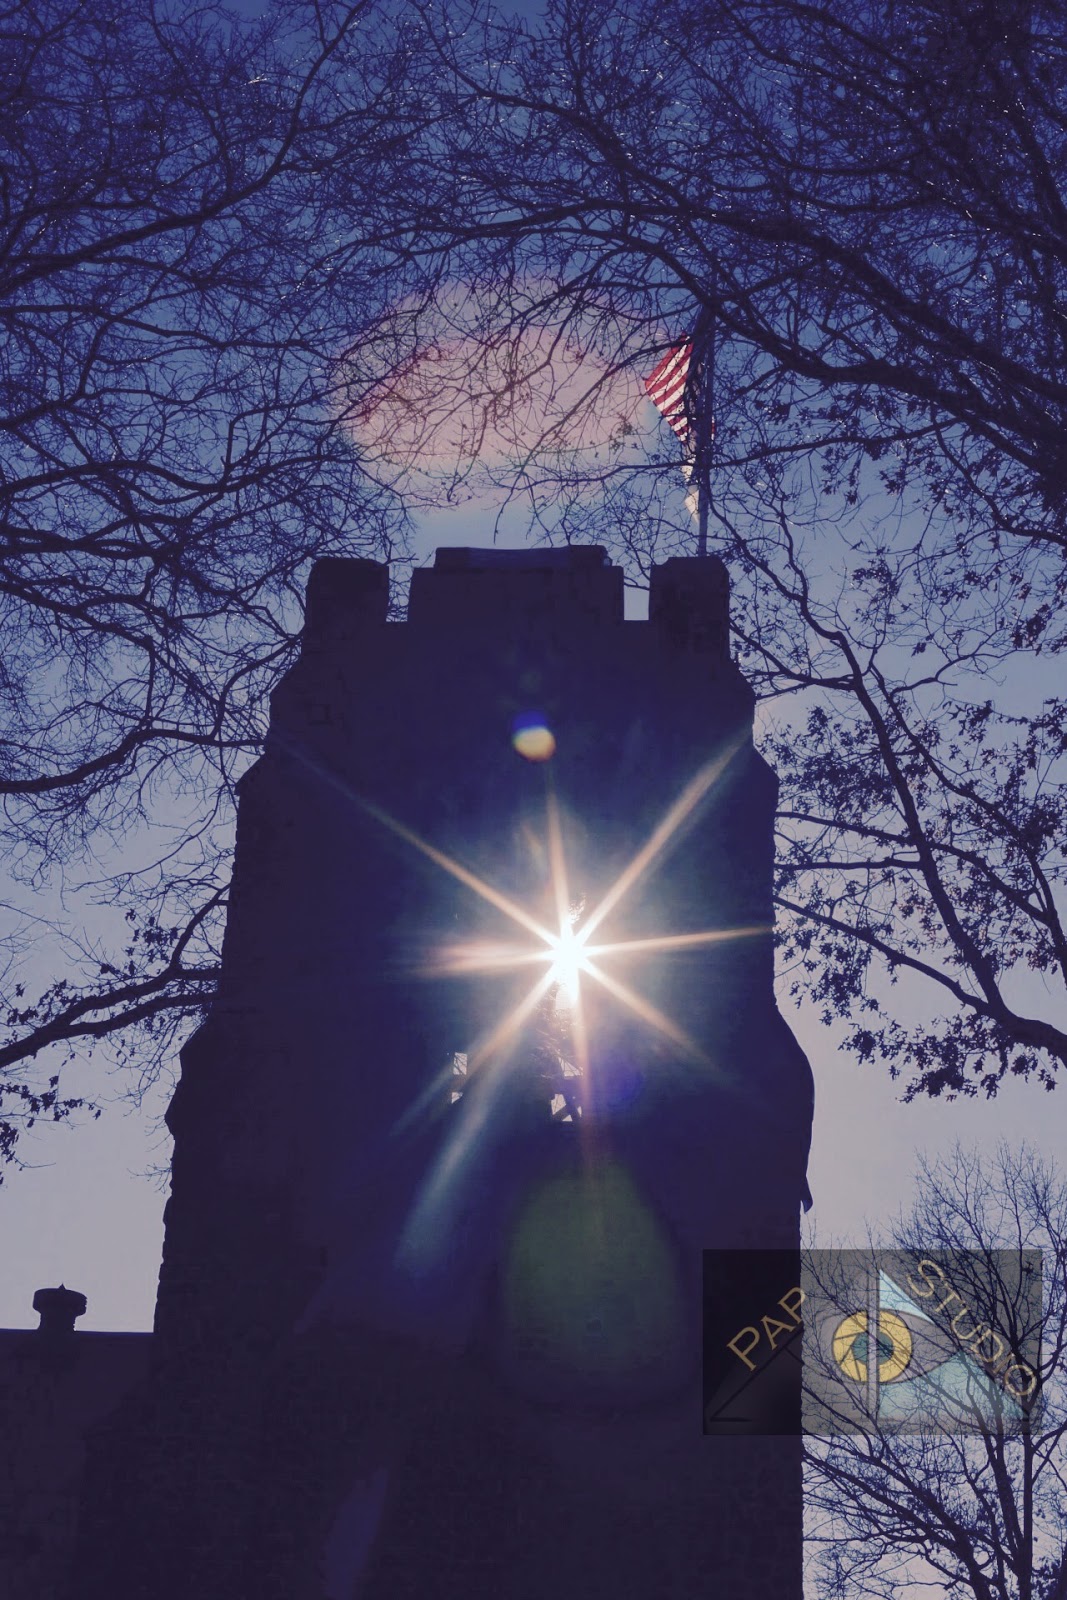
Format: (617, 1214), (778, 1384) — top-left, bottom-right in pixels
(831, 1310), (913, 1384)
(803, 1252), (1044, 1435)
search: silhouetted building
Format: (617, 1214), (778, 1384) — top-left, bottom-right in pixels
(64, 546), (812, 1598)
(0, 1290), (149, 1599)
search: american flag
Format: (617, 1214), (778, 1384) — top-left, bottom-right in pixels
(644, 341), (695, 446)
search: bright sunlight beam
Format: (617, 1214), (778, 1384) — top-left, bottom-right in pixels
(271, 729), (765, 1290)
(356, 736), (756, 1082)
(278, 726), (757, 1099)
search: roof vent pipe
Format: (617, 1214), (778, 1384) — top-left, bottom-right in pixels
(33, 1284), (87, 1335)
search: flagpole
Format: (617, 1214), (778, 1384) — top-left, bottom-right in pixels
(694, 306), (715, 559)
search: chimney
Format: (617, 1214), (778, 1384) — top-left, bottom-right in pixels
(33, 1284), (87, 1336)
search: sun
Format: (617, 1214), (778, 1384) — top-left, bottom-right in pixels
(303, 733), (773, 1283)
(546, 912), (589, 1008)
(333, 732), (763, 1103)
(282, 722), (763, 1112)
(280, 720), (770, 1122)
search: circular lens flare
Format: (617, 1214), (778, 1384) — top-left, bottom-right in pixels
(511, 710), (556, 762)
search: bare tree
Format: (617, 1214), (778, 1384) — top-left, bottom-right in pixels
(6, 0), (1066, 1169)
(0, 0), (419, 1168)
(805, 1144), (1067, 1600)
(327, 0), (1067, 1100)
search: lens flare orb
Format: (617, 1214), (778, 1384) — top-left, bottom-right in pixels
(511, 710), (556, 762)
(495, 1159), (689, 1404)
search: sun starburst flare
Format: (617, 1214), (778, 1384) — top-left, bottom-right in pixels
(277, 725), (762, 1113)
(274, 729), (767, 1285)
(343, 735), (759, 1105)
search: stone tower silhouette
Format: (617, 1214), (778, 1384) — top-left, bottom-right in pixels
(72, 546), (813, 1599)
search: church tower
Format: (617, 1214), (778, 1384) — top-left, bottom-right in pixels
(73, 546), (813, 1599)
